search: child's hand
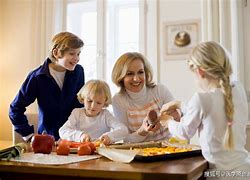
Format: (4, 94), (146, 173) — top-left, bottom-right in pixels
(100, 135), (112, 145)
(160, 100), (181, 122)
(80, 133), (91, 142)
(167, 109), (181, 122)
(160, 100), (181, 114)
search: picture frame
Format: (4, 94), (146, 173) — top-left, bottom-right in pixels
(163, 19), (201, 60)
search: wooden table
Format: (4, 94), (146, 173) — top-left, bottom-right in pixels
(0, 141), (208, 180)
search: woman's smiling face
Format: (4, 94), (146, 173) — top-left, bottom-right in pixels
(123, 59), (145, 93)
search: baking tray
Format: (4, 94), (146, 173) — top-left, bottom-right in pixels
(134, 148), (202, 162)
(108, 141), (162, 149)
(110, 141), (202, 162)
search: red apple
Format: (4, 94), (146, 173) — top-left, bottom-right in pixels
(31, 134), (55, 154)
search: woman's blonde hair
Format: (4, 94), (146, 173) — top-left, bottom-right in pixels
(77, 80), (112, 107)
(49, 32), (84, 62)
(188, 41), (234, 150)
(112, 52), (155, 93)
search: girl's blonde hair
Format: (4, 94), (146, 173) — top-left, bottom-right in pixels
(188, 41), (234, 150)
(49, 32), (84, 62)
(112, 52), (155, 93)
(77, 80), (112, 107)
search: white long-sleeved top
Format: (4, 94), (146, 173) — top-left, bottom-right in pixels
(168, 81), (250, 170)
(112, 84), (174, 143)
(59, 108), (128, 143)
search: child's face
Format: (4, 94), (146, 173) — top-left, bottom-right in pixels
(123, 59), (145, 93)
(56, 48), (81, 71)
(84, 93), (106, 117)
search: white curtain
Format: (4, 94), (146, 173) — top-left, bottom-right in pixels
(201, 0), (245, 85)
(30, 0), (65, 65)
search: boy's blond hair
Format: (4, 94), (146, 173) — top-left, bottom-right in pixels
(77, 80), (112, 107)
(112, 52), (155, 93)
(188, 41), (234, 150)
(49, 32), (84, 62)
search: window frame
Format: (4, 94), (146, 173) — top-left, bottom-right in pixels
(65, 0), (146, 84)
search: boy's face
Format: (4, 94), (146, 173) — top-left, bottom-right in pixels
(84, 93), (106, 117)
(56, 48), (81, 71)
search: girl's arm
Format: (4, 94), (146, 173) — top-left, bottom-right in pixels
(59, 108), (85, 142)
(167, 93), (203, 140)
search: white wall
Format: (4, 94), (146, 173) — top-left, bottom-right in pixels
(158, 0), (200, 104)
(0, 0), (38, 141)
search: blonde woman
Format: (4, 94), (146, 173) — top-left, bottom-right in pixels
(59, 80), (128, 145)
(163, 41), (250, 177)
(112, 52), (179, 143)
(9, 32), (84, 141)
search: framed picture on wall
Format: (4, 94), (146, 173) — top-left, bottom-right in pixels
(163, 19), (201, 60)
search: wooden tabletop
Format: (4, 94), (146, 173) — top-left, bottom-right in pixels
(0, 153), (207, 180)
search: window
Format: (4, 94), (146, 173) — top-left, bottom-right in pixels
(67, 0), (98, 80)
(66, 0), (144, 95)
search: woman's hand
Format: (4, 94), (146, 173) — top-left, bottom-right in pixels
(148, 120), (161, 132)
(137, 116), (161, 136)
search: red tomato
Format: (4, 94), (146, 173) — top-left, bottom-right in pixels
(85, 142), (96, 154)
(70, 142), (82, 148)
(77, 144), (91, 156)
(56, 144), (70, 156)
(58, 139), (72, 146)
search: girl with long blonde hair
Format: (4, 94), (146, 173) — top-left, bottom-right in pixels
(163, 41), (250, 175)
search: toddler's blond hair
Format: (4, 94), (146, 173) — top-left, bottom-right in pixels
(77, 80), (112, 107)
